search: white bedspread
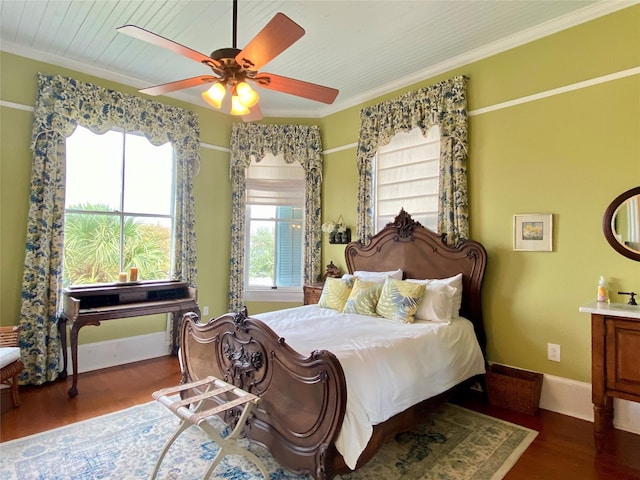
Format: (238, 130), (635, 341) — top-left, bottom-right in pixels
(254, 305), (485, 469)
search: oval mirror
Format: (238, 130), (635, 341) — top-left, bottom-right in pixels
(603, 186), (640, 262)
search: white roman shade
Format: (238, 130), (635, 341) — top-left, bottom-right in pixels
(246, 153), (305, 206)
(375, 125), (440, 231)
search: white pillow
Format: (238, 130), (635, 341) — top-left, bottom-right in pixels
(406, 280), (457, 323)
(352, 269), (403, 282)
(407, 273), (464, 316)
(429, 273), (463, 315)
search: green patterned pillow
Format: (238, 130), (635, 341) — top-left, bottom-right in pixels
(318, 277), (354, 311)
(376, 278), (426, 323)
(343, 277), (383, 316)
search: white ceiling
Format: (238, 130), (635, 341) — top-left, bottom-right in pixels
(0, 1), (634, 118)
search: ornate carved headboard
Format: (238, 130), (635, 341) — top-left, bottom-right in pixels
(344, 209), (488, 352)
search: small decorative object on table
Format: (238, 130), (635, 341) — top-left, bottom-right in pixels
(129, 266), (138, 282)
(324, 260), (341, 279)
(322, 215), (352, 244)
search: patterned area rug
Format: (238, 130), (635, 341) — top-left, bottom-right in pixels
(0, 401), (536, 480)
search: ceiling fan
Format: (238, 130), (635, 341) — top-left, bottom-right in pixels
(117, 0), (339, 122)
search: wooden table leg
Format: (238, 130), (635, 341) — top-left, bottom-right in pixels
(593, 395), (614, 452)
(171, 311), (180, 356)
(172, 308), (201, 355)
(58, 316), (68, 380)
(68, 323), (81, 397)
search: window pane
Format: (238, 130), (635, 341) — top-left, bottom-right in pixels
(123, 134), (174, 215)
(248, 220), (275, 286)
(65, 127), (123, 211)
(123, 216), (172, 281)
(250, 205), (276, 219)
(63, 212), (121, 285)
(277, 205), (303, 220)
(65, 127), (175, 286)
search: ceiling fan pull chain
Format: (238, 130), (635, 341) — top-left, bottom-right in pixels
(232, 0), (238, 49)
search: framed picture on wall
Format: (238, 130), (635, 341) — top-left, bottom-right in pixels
(513, 214), (553, 251)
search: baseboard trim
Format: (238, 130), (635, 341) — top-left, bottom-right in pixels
(65, 332), (170, 375)
(538, 371), (640, 435)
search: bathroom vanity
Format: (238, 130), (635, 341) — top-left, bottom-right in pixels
(580, 301), (640, 452)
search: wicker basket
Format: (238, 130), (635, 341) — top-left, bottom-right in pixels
(486, 364), (543, 415)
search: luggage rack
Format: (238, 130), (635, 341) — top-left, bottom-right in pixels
(151, 375), (268, 479)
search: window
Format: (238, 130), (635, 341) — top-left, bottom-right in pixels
(245, 154), (304, 302)
(64, 126), (175, 285)
(374, 125), (440, 232)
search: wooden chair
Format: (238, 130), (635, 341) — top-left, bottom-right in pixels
(0, 326), (24, 407)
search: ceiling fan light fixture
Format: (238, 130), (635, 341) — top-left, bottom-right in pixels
(119, 5), (338, 122)
(202, 82), (226, 109)
(235, 81), (259, 108)
(230, 95), (251, 115)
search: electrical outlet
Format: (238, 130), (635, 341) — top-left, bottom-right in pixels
(203, 305), (209, 316)
(547, 343), (561, 362)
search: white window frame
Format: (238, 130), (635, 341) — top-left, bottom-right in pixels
(64, 126), (176, 285)
(244, 155), (305, 303)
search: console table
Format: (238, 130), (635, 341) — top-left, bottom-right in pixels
(60, 280), (198, 397)
(579, 301), (640, 452)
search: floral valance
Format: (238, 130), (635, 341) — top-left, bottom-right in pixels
(229, 123), (323, 176)
(31, 73), (201, 173)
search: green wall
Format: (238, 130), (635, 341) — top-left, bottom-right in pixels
(319, 6), (640, 383)
(1, 5), (638, 382)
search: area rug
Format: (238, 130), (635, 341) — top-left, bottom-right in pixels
(0, 401), (536, 480)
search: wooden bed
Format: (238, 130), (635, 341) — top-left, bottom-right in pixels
(179, 209), (488, 479)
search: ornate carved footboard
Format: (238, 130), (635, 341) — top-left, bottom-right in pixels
(180, 309), (347, 480)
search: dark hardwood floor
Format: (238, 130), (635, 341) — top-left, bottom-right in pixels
(1, 356), (639, 479)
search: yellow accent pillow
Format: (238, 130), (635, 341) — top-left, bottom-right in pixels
(318, 277), (354, 311)
(343, 277), (383, 316)
(376, 278), (426, 323)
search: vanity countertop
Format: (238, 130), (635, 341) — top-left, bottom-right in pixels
(579, 301), (640, 319)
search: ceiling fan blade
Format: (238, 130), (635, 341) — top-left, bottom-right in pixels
(242, 103), (263, 122)
(140, 76), (218, 96)
(254, 73), (339, 104)
(117, 25), (220, 68)
(235, 13), (304, 71)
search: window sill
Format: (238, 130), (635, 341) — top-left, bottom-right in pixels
(244, 289), (303, 303)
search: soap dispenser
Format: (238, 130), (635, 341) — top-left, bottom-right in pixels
(597, 276), (609, 303)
